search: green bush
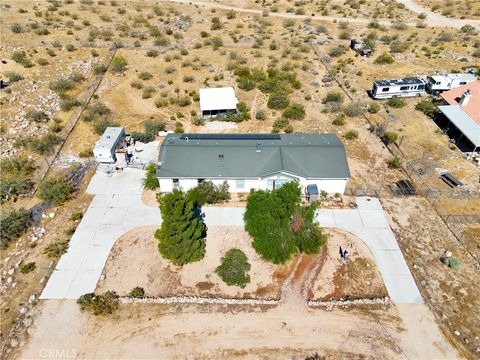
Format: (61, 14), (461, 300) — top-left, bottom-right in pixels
(387, 97), (406, 108)
(343, 102), (365, 117)
(143, 163), (160, 190)
(131, 131), (154, 143)
(11, 51), (33, 67)
(375, 53), (394, 65)
(70, 212), (83, 221)
(20, 262), (36, 274)
(77, 292), (119, 316)
(186, 181), (230, 207)
(146, 50), (159, 57)
(29, 133), (62, 155)
(111, 55), (127, 73)
(38, 176), (73, 205)
(49, 77), (75, 94)
(267, 91), (289, 110)
(283, 104), (305, 120)
(442, 257), (461, 269)
(255, 109), (267, 120)
(26, 110), (48, 122)
(329, 45), (346, 57)
(37, 58), (49, 66)
(323, 91), (343, 104)
(43, 240), (69, 258)
(245, 182), (327, 264)
(0, 208), (32, 248)
(344, 130), (358, 140)
(389, 41), (409, 53)
(128, 287), (145, 298)
(368, 102), (380, 114)
(215, 249), (251, 288)
(387, 156), (402, 169)
(83, 102), (111, 122)
(60, 96), (81, 111)
(415, 99), (438, 118)
(138, 71), (152, 80)
(79, 149), (94, 158)
(155, 189), (206, 266)
(4, 71), (24, 82)
(382, 131), (398, 145)
(0, 156), (36, 203)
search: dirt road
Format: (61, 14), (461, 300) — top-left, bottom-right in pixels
(163, 0), (480, 29)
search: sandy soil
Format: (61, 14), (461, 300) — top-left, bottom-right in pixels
(17, 299), (459, 360)
(97, 226), (285, 298)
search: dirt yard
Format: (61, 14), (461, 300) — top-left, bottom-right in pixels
(16, 299), (458, 359)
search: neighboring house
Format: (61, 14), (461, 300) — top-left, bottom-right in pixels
(156, 133), (351, 194)
(199, 87), (238, 117)
(435, 80), (480, 155)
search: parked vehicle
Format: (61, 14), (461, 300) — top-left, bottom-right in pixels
(350, 39), (373, 57)
(371, 77), (425, 99)
(426, 73), (477, 94)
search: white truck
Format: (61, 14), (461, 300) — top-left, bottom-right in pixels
(426, 73), (476, 94)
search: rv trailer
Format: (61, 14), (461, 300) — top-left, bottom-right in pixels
(371, 77), (425, 99)
(426, 73), (477, 94)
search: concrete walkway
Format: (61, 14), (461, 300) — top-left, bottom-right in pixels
(316, 197), (423, 304)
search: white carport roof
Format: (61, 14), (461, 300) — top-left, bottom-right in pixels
(199, 87), (238, 112)
(438, 105), (480, 147)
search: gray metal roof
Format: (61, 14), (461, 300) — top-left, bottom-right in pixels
(438, 105), (480, 146)
(156, 133), (351, 179)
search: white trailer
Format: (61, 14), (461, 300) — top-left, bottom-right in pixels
(371, 77), (425, 99)
(93, 127), (125, 163)
(426, 73), (476, 94)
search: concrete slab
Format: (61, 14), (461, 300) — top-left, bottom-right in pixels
(203, 207), (245, 227)
(332, 209), (363, 233)
(315, 210), (336, 228)
(359, 209), (390, 229)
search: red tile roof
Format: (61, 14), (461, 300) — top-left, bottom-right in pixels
(441, 80), (480, 125)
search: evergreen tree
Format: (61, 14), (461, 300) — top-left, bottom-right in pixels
(155, 189), (206, 266)
(215, 248), (251, 288)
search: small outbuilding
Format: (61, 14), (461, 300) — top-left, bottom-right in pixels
(199, 87), (239, 117)
(93, 127), (125, 163)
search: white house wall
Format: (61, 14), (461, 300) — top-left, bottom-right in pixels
(158, 177), (348, 194)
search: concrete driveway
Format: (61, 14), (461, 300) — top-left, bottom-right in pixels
(316, 197), (423, 304)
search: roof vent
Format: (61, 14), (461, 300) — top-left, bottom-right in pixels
(459, 90), (472, 107)
(218, 154), (224, 160)
(256, 143), (261, 153)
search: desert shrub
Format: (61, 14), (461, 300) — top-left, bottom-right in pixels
(66, 44), (76, 52)
(155, 189), (206, 266)
(128, 287), (145, 298)
(415, 99), (438, 118)
(146, 49), (159, 57)
(93, 64), (107, 74)
(329, 45), (346, 57)
(344, 130), (358, 140)
(375, 53), (394, 64)
(215, 249), (251, 288)
(43, 240), (69, 258)
(343, 102), (365, 117)
(0, 179), (34, 203)
(323, 91), (343, 104)
(389, 41), (409, 53)
(11, 23), (23, 33)
(368, 102), (380, 114)
(143, 163), (159, 190)
(460, 24), (477, 35)
(49, 77), (75, 94)
(0, 208), (32, 248)
(132, 130), (155, 143)
(142, 86), (156, 99)
(282, 104), (305, 120)
(70, 212), (83, 221)
(138, 71), (152, 80)
(442, 257), (461, 269)
(382, 131), (398, 145)
(83, 102), (111, 122)
(183, 75), (195, 83)
(174, 122), (185, 133)
(38, 176), (73, 205)
(111, 55), (127, 73)
(267, 91), (289, 110)
(186, 181), (230, 207)
(29, 133), (62, 155)
(387, 156), (402, 169)
(79, 149), (94, 158)
(60, 96), (81, 111)
(20, 262), (36, 274)
(11, 51), (33, 67)
(4, 71), (24, 82)
(130, 80), (143, 89)
(255, 109), (267, 120)
(37, 58), (49, 66)
(26, 110), (48, 122)
(332, 114), (346, 126)
(387, 97), (406, 108)
(177, 96), (191, 107)
(77, 292), (119, 316)
(93, 118), (119, 135)
(155, 98), (168, 108)
(211, 17), (222, 30)
(0, 156), (36, 202)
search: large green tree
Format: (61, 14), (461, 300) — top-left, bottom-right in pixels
(155, 189), (206, 266)
(244, 181), (327, 264)
(215, 248), (251, 288)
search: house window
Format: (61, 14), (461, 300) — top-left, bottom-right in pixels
(173, 179), (179, 188)
(382, 87), (390, 92)
(266, 179), (289, 191)
(236, 179), (245, 190)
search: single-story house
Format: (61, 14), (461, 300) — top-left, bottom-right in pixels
(156, 133), (351, 194)
(199, 87), (238, 117)
(434, 80), (480, 154)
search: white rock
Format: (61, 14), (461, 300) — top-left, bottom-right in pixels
(28, 295), (36, 304)
(10, 339), (19, 348)
(445, 251), (452, 258)
(19, 306), (29, 315)
(49, 212), (55, 218)
(7, 277), (12, 284)
(454, 330), (460, 336)
(8, 268), (15, 276)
